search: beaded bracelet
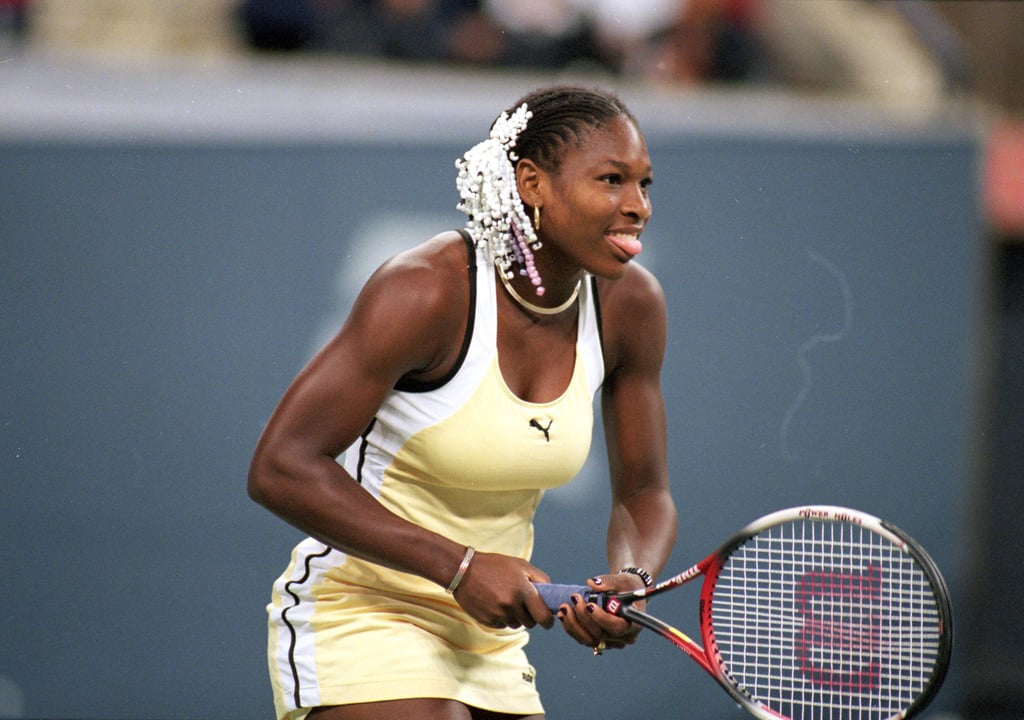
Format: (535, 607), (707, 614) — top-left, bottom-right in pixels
(446, 546), (476, 594)
(618, 566), (654, 588)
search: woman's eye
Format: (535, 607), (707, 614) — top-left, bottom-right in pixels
(601, 174), (622, 185)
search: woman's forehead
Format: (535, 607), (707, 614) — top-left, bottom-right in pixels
(561, 117), (650, 167)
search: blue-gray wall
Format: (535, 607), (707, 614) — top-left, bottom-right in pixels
(1, 88), (981, 718)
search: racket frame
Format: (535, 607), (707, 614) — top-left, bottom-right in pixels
(579, 506), (953, 720)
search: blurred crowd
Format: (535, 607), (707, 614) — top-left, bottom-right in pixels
(235, 0), (766, 85)
(0, 0), (989, 105)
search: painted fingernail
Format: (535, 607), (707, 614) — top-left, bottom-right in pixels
(590, 577), (604, 585)
(571, 594), (581, 605)
(586, 604), (596, 614)
(557, 610), (566, 621)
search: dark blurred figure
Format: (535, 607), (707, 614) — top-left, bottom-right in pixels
(0, 0), (30, 43)
(637, 0), (765, 85)
(236, 0), (499, 62)
(237, 0), (320, 51)
(471, 1), (602, 71)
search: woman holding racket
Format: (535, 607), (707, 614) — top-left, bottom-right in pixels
(248, 84), (678, 720)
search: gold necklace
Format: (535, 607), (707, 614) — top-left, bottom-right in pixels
(498, 271), (581, 316)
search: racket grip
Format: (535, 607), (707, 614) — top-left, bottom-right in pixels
(533, 583), (606, 612)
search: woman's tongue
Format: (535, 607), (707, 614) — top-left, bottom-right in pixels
(608, 233), (642, 257)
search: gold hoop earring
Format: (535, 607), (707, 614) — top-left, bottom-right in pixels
(533, 206), (541, 232)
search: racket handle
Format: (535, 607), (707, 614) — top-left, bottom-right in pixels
(533, 583), (607, 612)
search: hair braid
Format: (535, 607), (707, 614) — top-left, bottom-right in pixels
(509, 85), (638, 173)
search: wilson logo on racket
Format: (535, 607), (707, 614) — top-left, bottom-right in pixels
(795, 565), (883, 692)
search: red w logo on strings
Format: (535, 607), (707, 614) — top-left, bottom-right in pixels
(795, 565), (882, 692)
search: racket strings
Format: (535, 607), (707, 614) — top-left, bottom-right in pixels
(709, 520), (944, 719)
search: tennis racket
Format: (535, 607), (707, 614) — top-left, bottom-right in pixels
(536, 505), (952, 720)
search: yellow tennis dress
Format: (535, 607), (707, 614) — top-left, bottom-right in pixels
(266, 235), (606, 719)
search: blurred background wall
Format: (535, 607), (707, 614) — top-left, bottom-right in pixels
(1, 2), (1021, 719)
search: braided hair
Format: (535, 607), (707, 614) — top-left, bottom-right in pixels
(456, 85), (637, 296)
(507, 85), (638, 173)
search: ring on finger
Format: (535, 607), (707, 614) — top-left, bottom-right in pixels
(592, 640), (606, 656)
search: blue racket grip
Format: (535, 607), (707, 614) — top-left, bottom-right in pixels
(534, 583), (608, 612)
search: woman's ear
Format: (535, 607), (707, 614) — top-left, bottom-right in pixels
(515, 158), (544, 209)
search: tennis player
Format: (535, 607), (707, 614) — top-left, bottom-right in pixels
(248, 84), (678, 720)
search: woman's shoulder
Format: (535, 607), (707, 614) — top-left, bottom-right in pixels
(340, 231), (474, 383)
(338, 230), (474, 344)
(594, 263), (667, 370)
(362, 230), (473, 307)
(595, 262), (665, 317)
(376, 230), (471, 280)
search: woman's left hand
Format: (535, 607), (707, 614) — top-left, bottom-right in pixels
(554, 571), (646, 653)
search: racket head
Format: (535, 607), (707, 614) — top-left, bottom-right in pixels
(700, 506), (953, 720)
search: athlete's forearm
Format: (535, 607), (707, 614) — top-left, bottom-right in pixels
(606, 484), (678, 578)
(248, 451), (467, 590)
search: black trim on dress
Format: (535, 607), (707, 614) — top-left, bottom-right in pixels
(354, 418), (377, 485)
(393, 230), (478, 393)
(590, 275), (604, 356)
(281, 543), (334, 709)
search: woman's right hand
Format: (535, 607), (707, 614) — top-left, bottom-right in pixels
(452, 551), (555, 630)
